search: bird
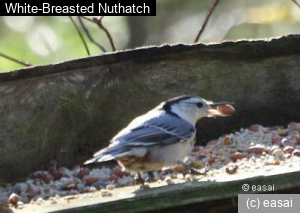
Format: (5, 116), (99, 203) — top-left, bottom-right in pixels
(84, 95), (234, 184)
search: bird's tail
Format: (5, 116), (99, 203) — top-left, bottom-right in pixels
(84, 145), (130, 165)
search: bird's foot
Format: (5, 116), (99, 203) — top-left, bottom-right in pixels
(144, 171), (156, 182)
(135, 173), (150, 189)
(139, 183), (150, 189)
(135, 173), (145, 185)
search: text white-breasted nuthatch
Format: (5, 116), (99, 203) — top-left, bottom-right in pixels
(84, 96), (235, 184)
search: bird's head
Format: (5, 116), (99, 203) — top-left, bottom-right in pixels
(162, 95), (235, 125)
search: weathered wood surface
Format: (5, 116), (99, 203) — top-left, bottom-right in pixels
(14, 167), (300, 213)
(1, 35), (300, 181)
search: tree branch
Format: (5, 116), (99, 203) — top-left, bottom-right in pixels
(194, 0), (220, 43)
(80, 16), (95, 23)
(292, 0), (300, 8)
(81, 16), (116, 52)
(77, 16), (107, 53)
(0, 52), (32, 67)
(69, 16), (90, 56)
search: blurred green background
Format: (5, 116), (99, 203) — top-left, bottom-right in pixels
(1, 0), (300, 72)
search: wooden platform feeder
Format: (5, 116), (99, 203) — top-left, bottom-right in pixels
(1, 35), (300, 212)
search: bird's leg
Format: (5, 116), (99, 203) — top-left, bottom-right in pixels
(135, 173), (151, 189)
(145, 171), (155, 182)
(135, 172), (145, 185)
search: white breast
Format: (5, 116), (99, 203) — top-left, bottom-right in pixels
(147, 133), (196, 167)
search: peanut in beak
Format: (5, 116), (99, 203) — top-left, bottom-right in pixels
(208, 103), (235, 117)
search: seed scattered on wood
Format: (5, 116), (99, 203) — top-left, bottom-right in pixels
(248, 145), (266, 154)
(222, 136), (230, 145)
(231, 152), (246, 162)
(2, 122), (300, 207)
(249, 124), (261, 132)
(283, 146), (294, 154)
(77, 168), (90, 179)
(173, 165), (188, 173)
(272, 149), (285, 160)
(225, 165), (238, 174)
(8, 193), (20, 207)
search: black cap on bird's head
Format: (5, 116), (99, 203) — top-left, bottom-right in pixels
(161, 95), (235, 124)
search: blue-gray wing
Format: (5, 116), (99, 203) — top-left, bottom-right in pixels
(111, 112), (195, 147)
(86, 111), (196, 163)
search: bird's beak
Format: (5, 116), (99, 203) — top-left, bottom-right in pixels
(207, 102), (235, 117)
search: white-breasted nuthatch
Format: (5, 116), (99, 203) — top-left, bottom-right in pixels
(84, 96), (235, 183)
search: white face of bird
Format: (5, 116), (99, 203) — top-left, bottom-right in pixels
(167, 96), (235, 125)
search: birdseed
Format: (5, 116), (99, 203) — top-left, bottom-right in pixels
(1, 122), (300, 209)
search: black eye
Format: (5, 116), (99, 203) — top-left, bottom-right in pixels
(196, 102), (203, 108)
